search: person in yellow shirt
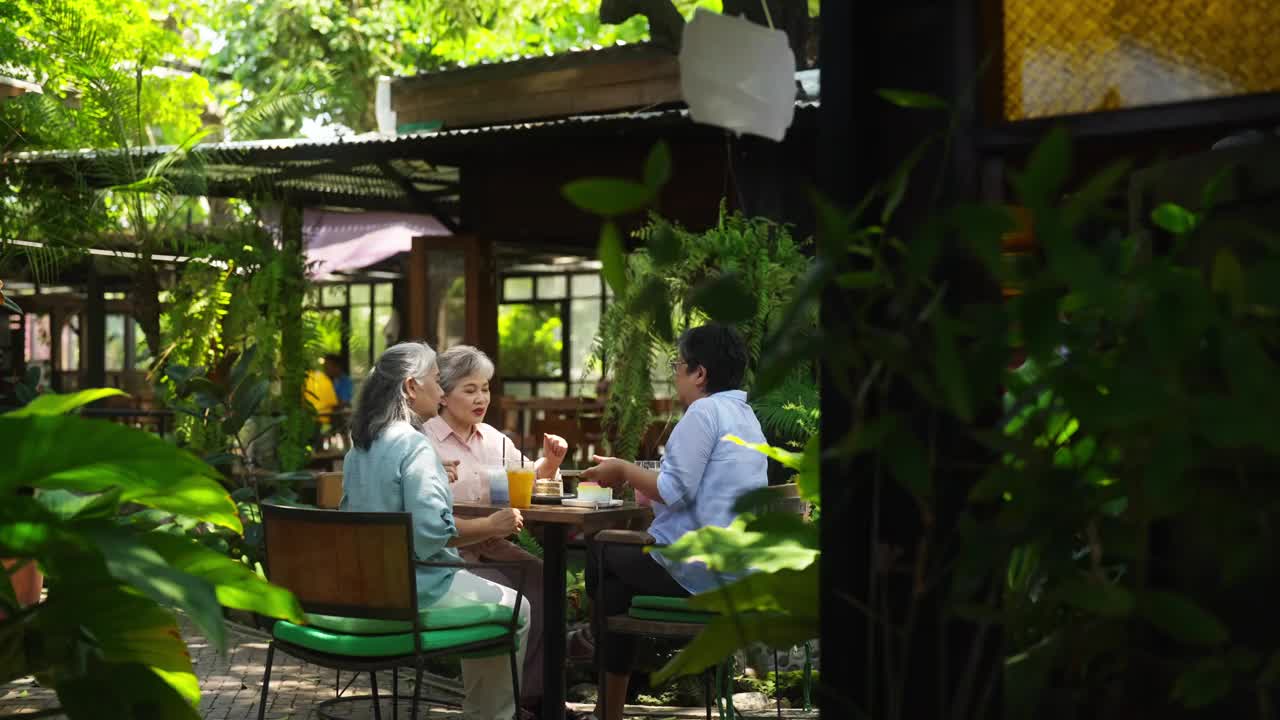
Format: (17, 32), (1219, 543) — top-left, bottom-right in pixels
(304, 367), (339, 427)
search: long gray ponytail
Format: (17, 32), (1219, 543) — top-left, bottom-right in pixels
(350, 341), (437, 450)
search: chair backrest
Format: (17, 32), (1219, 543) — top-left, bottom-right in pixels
(260, 503), (418, 622)
(530, 416), (592, 466)
(314, 471), (344, 509)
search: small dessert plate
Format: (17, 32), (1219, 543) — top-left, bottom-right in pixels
(562, 498), (624, 509)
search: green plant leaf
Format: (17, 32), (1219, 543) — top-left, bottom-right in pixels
(224, 377), (269, 436)
(883, 135), (936, 223)
(1211, 248), (1245, 310)
(691, 272), (757, 324)
(652, 611), (817, 684)
(657, 515), (818, 576)
(932, 314), (973, 422)
(882, 423), (931, 499)
(85, 527), (227, 653)
(1139, 591), (1229, 647)
(1151, 203), (1200, 235)
(647, 222), (682, 267)
(688, 565), (817, 616)
(836, 271), (884, 289)
(138, 532), (305, 624)
(1171, 657), (1232, 709)
(1013, 126), (1071, 208)
(2, 295), (22, 314)
(635, 277), (674, 343)
(598, 221), (628, 296)
(876, 88), (949, 110)
(5, 388), (128, 417)
(57, 658), (201, 720)
(229, 344), (259, 392)
(1064, 160), (1132, 227)
(0, 415), (240, 532)
(563, 178), (654, 217)
(643, 140), (672, 190)
(1056, 578), (1134, 617)
(36, 488), (123, 521)
(722, 434), (802, 470)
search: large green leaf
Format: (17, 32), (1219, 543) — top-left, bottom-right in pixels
(1013, 126), (1071, 209)
(0, 415), (240, 532)
(85, 527), (227, 653)
(1138, 590), (1229, 647)
(39, 587), (200, 708)
(647, 222), (682, 267)
(643, 140), (672, 190)
(721, 434), (802, 470)
(57, 659), (200, 720)
(1171, 657), (1232, 709)
(1055, 577), (1134, 617)
(138, 532), (305, 624)
(598, 221), (628, 296)
(563, 178), (654, 217)
(690, 272), (757, 324)
(656, 514), (818, 575)
(36, 488), (123, 521)
(876, 88), (949, 110)
(652, 611), (817, 684)
(1151, 203), (1200, 235)
(4, 388), (127, 418)
(687, 565), (817, 616)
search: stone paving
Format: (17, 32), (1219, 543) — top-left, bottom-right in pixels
(0, 615), (816, 719)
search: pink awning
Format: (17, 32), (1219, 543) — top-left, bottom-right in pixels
(261, 209), (451, 277)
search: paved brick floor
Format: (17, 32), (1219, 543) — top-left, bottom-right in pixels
(0, 616), (817, 719)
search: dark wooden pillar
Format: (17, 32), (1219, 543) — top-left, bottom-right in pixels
(819, 1), (999, 719)
(406, 235), (430, 341)
(278, 200), (310, 471)
(84, 260), (106, 389)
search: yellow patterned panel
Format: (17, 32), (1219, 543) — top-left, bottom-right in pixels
(1003, 0), (1280, 120)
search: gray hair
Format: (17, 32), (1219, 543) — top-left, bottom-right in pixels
(436, 345), (495, 395)
(351, 341), (438, 450)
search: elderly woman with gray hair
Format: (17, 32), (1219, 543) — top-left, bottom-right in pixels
(423, 344), (568, 712)
(341, 341), (531, 720)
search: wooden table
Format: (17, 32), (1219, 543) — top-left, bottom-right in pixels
(453, 501), (653, 720)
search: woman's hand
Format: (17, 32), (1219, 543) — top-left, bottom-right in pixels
(486, 508), (524, 537)
(443, 459), (460, 484)
(542, 433), (568, 467)
(580, 454), (632, 489)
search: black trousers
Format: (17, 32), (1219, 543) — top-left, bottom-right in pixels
(586, 541), (689, 674)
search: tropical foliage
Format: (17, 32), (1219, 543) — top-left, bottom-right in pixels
(0, 389), (304, 719)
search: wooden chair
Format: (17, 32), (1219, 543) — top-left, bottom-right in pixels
(530, 416), (593, 466)
(257, 504), (527, 720)
(314, 471), (343, 509)
(592, 483), (812, 719)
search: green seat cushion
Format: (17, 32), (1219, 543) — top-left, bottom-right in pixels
(306, 603), (520, 635)
(629, 596), (717, 624)
(273, 620), (514, 659)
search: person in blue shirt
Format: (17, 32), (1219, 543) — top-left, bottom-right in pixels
(324, 353), (354, 405)
(578, 324), (768, 720)
(340, 341), (530, 720)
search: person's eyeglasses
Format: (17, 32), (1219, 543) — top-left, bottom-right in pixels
(669, 360), (687, 374)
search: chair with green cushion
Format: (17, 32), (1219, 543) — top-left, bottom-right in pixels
(593, 483), (814, 720)
(258, 503), (526, 720)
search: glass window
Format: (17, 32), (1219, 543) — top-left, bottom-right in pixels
(133, 319), (151, 370)
(105, 314), (127, 372)
(307, 309), (345, 356)
(25, 314), (51, 362)
(536, 382), (567, 398)
(375, 283), (393, 305)
(571, 273), (602, 297)
(373, 306), (394, 359)
(350, 284), (371, 306)
(1002, 0), (1280, 120)
(570, 299), (601, 381)
(321, 285), (347, 307)
(504, 277), (533, 301)
(503, 381), (533, 398)
(570, 381), (597, 398)
(498, 303), (562, 378)
(61, 315), (80, 371)
(536, 275), (567, 299)
(427, 250), (467, 352)
(350, 305), (372, 376)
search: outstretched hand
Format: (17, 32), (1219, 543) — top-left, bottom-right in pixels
(580, 454), (632, 489)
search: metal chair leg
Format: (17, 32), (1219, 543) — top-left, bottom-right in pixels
(411, 660), (424, 720)
(774, 650), (782, 719)
(510, 649), (522, 720)
(370, 671), (383, 720)
(256, 643), (275, 720)
(704, 669), (713, 720)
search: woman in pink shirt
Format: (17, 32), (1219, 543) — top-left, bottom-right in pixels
(425, 344), (568, 713)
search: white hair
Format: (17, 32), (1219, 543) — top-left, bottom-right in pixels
(351, 341), (437, 450)
(436, 345), (495, 395)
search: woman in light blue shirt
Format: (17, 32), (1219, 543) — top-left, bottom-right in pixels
(341, 341), (531, 720)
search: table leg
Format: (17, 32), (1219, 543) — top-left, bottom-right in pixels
(542, 524), (568, 720)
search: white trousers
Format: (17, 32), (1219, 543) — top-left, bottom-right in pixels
(429, 569), (532, 720)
